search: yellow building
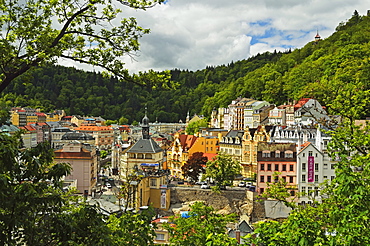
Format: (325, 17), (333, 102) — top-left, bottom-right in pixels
(166, 133), (197, 179)
(241, 125), (272, 178)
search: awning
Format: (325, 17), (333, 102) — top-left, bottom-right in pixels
(140, 163), (159, 167)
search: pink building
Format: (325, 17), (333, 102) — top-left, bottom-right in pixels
(257, 142), (297, 196)
(54, 142), (98, 195)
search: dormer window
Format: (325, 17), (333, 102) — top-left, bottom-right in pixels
(275, 151), (280, 158)
(262, 151), (271, 158)
(285, 151), (293, 158)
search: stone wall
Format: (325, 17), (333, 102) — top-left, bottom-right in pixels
(161, 187), (266, 224)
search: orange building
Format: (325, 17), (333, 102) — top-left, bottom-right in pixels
(74, 125), (114, 149)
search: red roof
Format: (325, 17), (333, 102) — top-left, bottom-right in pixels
(20, 125), (36, 131)
(294, 98), (311, 110)
(180, 135), (197, 150)
(299, 141), (311, 153)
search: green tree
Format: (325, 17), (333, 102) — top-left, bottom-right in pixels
(185, 118), (208, 135)
(118, 116), (129, 125)
(105, 119), (117, 126)
(181, 152), (207, 183)
(203, 153), (241, 191)
(164, 202), (238, 246)
(0, 0), (173, 93)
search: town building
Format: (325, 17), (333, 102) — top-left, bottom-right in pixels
(257, 142), (297, 195)
(54, 142), (98, 195)
(124, 113), (164, 176)
(74, 124), (114, 150)
(296, 141), (336, 205)
(166, 133), (197, 179)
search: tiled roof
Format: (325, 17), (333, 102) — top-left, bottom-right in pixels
(294, 98), (311, 110)
(299, 141), (311, 153)
(54, 151), (92, 159)
(75, 126), (112, 131)
(127, 138), (163, 153)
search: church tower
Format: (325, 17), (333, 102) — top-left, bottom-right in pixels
(142, 109), (150, 139)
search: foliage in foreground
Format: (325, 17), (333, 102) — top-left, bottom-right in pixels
(164, 202), (238, 246)
(0, 128), (156, 245)
(245, 81), (370, 245)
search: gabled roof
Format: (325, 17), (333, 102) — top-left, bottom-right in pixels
(127, 138), (163, 153)
(179, 134), (197, 150)
(299, 141), (321, 154)
(294, 98), (311, 110)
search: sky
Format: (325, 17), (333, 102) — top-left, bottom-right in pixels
(61, 0), (370, 73)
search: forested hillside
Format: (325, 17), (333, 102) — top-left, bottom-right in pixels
(2, 11), (370, 123)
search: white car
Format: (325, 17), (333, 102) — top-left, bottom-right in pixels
(200, 184), (210, 189)
(106, 183), (112, 189)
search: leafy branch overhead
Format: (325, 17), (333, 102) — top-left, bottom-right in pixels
(0, 0), (174, 93)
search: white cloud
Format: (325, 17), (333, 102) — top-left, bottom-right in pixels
(61, 0), (370, 73)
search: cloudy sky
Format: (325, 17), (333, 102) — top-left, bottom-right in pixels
(63, 0), (370, 73)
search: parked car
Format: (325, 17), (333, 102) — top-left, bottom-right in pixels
(196, 181), (206, 185)
(238, 181), (246, 187)
(200, 184), (210, 189)
(105, 183), (112, 189)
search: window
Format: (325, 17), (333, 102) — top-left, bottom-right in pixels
(290, 190), (295, 196)
(315, 163), (319, 171)
(282, 176), (286, 182)
(275, 151), (280, 158)
(303, 153), (305, 157)
(302, 163), (306, 172)
(331, 164), (335, 169)
(267, 176), (271, 183)
(301, 186), (306, 193)
(314, 187), (319, 197)
(308, 187), (313, 195)
(150, 179), (157, 187)
(324, 163), (328, 169)
(274, 176), (279, 183)
(285, 151), (293, 158)
(156, 234), (165, 241)
(262, 151), (271, 158)
(289, 165), (294, 171)
(289, 176), (294, 183)
(275, 164), (279, 171)
(315, 175), (319, 182)
(302, 174), (306, 182)
(267, 164), (272, 171)
(260, 164), (265, 171)
(331, 176), (335, 181)
(282, 164), (287, 171)
(260, 175), (265, 183)
(315, 153), (318, 157)
(308, 151), (313, 156)
(260, 188), (264, 194)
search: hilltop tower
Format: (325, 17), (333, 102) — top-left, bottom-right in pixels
(314, 30), (321, 43)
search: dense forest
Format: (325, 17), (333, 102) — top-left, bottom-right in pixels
(2, 11), (370, 123)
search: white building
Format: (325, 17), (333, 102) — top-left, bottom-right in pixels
(296, 141), (336, 205)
